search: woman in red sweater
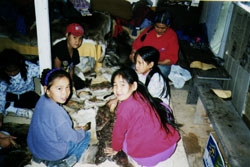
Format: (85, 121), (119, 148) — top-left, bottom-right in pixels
(105, 67), (181, 166)
(130, 10), (179, 77)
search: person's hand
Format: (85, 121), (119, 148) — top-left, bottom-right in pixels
(107, 98), (118, 112)
(0, 132), (17, 148)
(74, 122), (91, 131)
(158, 59), (171, 65)
(104, 147), (118, 156)
(82, 122), (91, 131)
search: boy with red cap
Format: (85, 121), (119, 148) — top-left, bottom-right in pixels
(52, 23), (86, 90)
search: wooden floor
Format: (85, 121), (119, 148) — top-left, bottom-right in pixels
(3, 83), (212, 167)
(171, 84), (213, 167)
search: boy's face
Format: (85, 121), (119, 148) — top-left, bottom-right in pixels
(66, 33), (83, 49)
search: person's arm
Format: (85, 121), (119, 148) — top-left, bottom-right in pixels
(158, 59), (171, 65)
(107, 98), (118, 112)
(54, 57), (62, 69)
(70, 65), (74, 80)
(130, 27), (150, 63)
(26, 61), (40, 79)
(56, 121), (86, 144)
(147, 73), (166, 98)
(104, 147), (118, 156)
(111, 111), (129, 151)
(0, 83), (8, 128)
(161, 30), (179, 65)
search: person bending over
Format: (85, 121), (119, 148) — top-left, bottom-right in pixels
(0, 49), (40, 128)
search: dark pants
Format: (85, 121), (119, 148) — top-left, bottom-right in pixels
(73, 74), (92, 90)
(5, 91), (40, 109)
(73, 74), (86, 90)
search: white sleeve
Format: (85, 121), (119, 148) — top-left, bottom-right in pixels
(147, 73), (165, 99)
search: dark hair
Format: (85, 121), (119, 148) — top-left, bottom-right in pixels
(111, 67), (180, 133)
(154, 10), (172, 26)
(41, 68), (72, 90)
(134, 46), (170, 98)
(0, 49), (27, 84)
(140, 10), (172, 42)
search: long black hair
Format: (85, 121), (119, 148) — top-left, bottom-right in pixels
(134, 46), (170, 98)
(111, 67), (181, 133)
(0, 49), (27, 84)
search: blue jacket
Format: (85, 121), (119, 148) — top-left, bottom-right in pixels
(27, 95), (86, 161)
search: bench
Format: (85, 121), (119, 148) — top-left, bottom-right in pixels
(194, 77), (250, 167)
(178, 40), (250, 167)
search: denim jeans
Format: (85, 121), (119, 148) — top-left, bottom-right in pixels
(67, 131), (90, 161)
(158, 65), (171, 77)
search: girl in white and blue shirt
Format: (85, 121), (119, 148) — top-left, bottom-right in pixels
(0, 49), (40, 126)
(134, 46), (170, 105)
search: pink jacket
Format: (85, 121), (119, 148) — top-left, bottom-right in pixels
(112, 92), (180, 158)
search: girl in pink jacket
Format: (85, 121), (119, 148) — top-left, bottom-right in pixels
(105, 67), (181, 166)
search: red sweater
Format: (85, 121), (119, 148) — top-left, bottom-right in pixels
(112, 92), (180, 158)
(133, 27), (179, 64)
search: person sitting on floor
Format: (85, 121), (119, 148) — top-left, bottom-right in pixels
(104, 67), (181, 167)
(130, 10), (179, 77)
(0, 49), (40, 128)
(52, 23), (86, 90)
(27, 68), (90, 167)
(134, 46), (170, 105)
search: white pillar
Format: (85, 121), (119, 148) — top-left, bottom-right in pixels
(152, 0), (158, 7)
(34, 0), (51, 94)
(34, 0), (51, 73)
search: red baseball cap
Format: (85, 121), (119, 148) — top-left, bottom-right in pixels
(66, 23), (84, 36)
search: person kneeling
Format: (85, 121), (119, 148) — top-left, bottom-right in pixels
(105, 67), (181, 166)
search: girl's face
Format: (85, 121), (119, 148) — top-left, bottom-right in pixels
(113, 75), (137, 101)
(135, 54), (153, 75)
(45, 76), (71, 104)
(66, 33), (83, 49)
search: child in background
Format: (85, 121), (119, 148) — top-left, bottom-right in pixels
(0, 49), (40, 128)
(134, 46), (170, 105)
(104, 67), (181, 167)
(27, 68), (90, 166)
(52, 23), (85, 90)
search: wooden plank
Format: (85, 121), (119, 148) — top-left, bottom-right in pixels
(196, 81), (250, 167)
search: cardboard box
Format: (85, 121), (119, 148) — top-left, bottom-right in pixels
(203, 132), (226, 167)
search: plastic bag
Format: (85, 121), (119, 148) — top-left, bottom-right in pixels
(168, 65), (192, 88)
